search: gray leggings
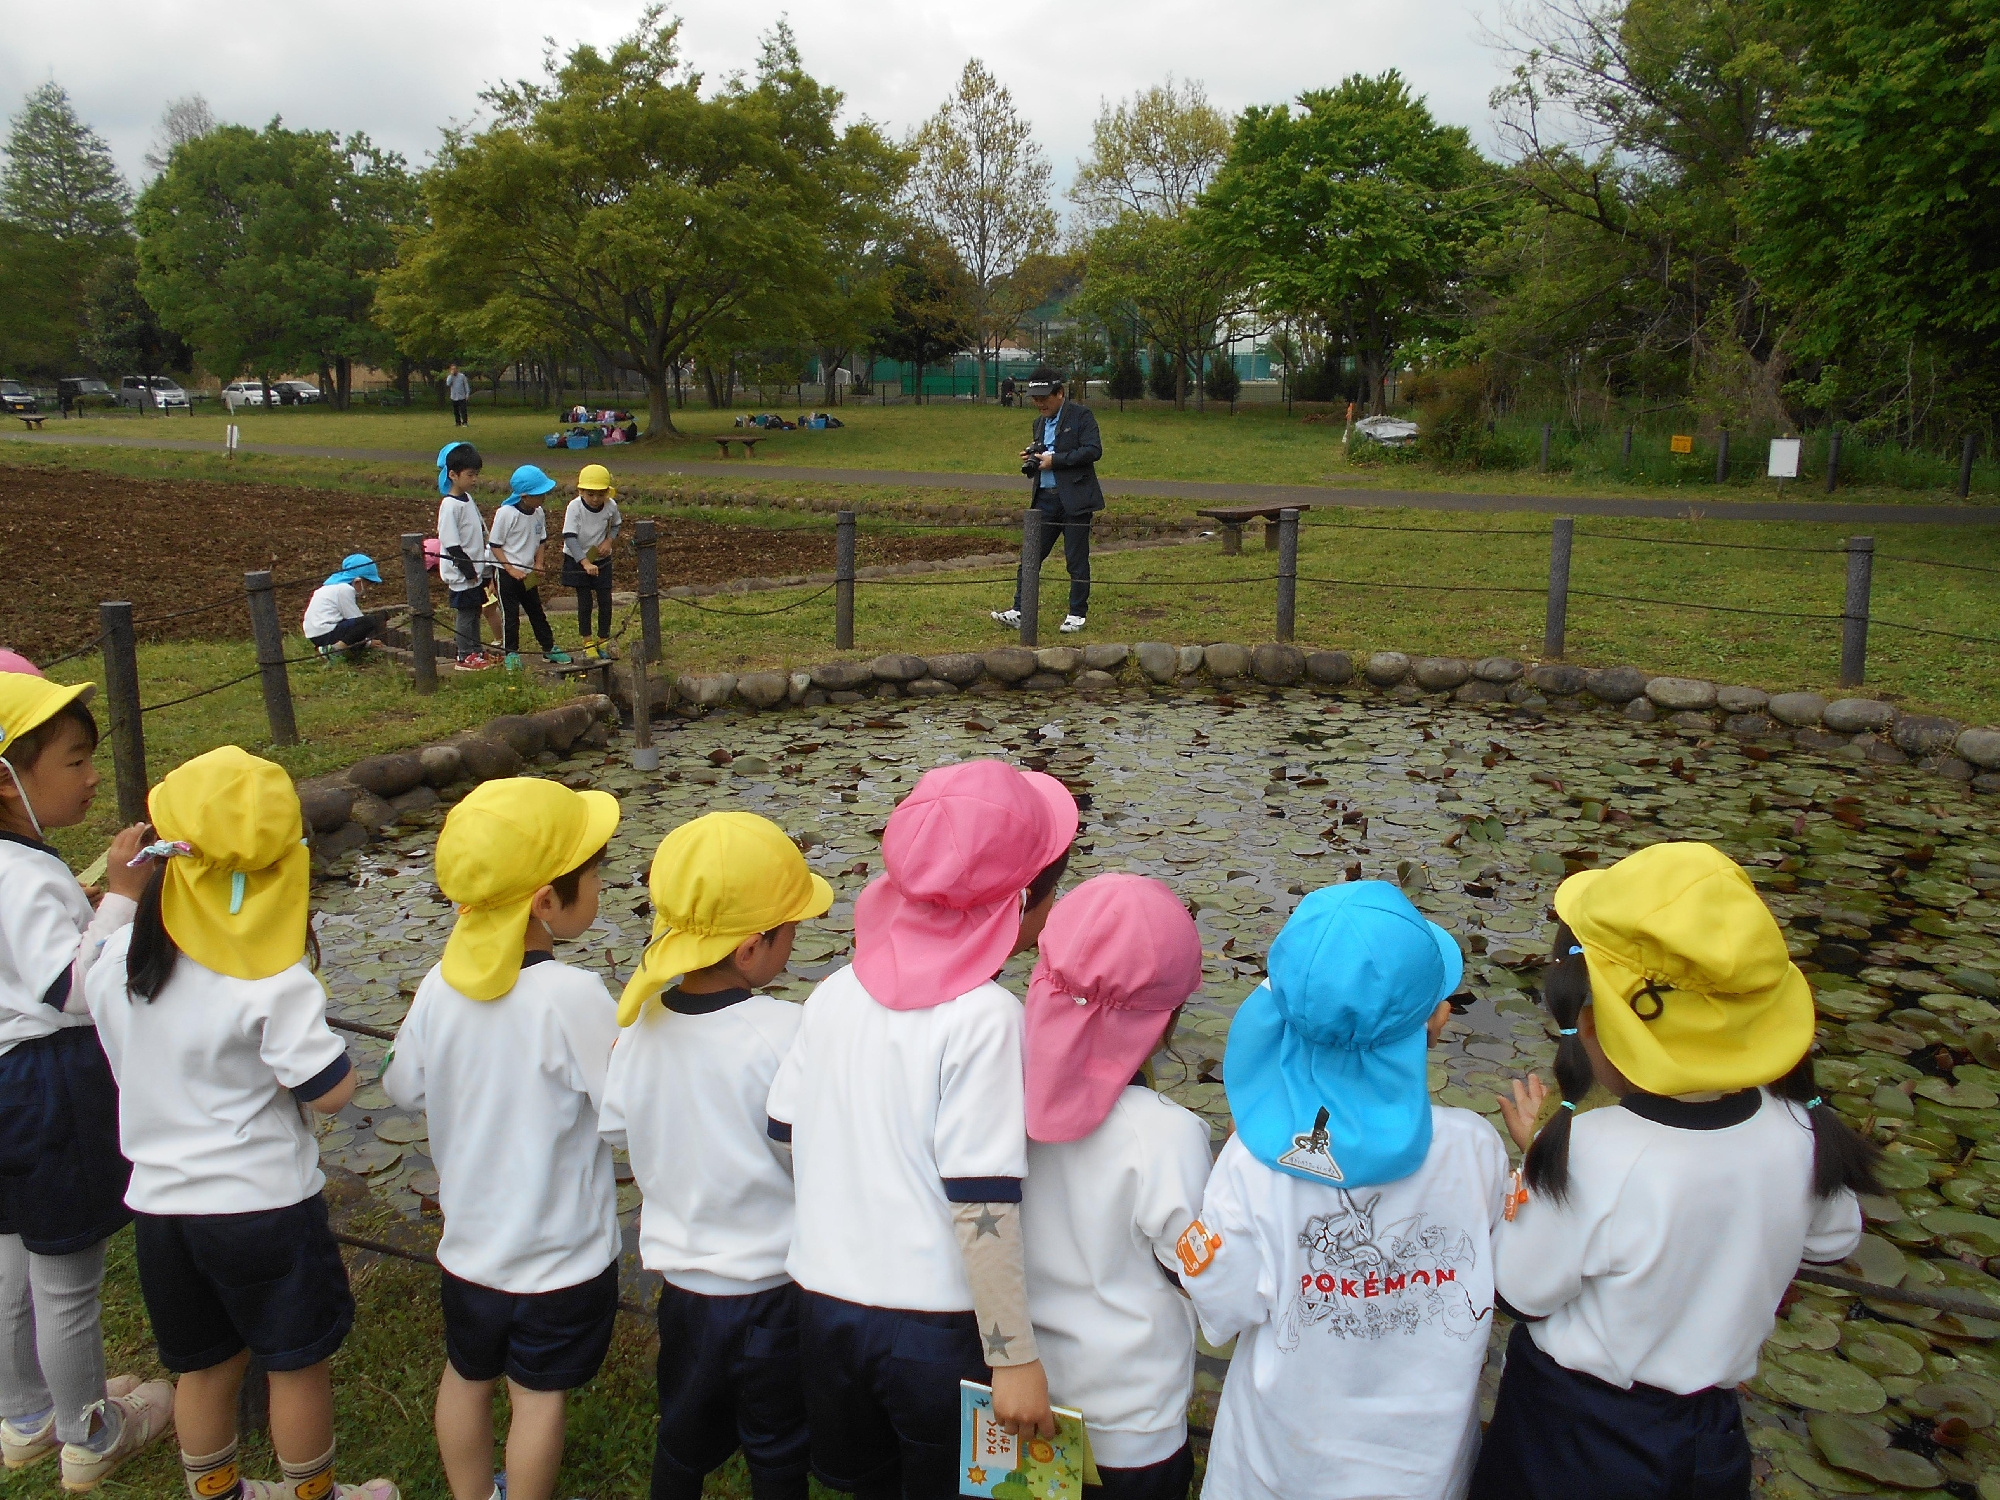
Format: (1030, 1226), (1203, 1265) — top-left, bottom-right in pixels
(0, 1235), (107, 1443)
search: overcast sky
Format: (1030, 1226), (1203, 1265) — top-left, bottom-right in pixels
(2, 0), (1511, 196)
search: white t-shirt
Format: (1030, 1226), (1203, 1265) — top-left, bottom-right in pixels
(437, 493), (489, 591)
(1022, 1086), (1213, 1468)
(1190, 1110), (1510, 1500)
(385, 955), (620, 1294)
(600, 987), (799, 1295)
(562, 497), (621, 562)
(301, 581), (363, 639)
(1495, 1089), (1864, 1394)
(0, 838), (133, 1054)
(767, 963), (1027, 1311)
(87, 928), (349, 1216)
(488, 503), (547, 572)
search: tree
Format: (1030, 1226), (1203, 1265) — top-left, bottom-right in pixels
(869, 231), (977, 403)
(1070, 77), (1232, 227)
(908, 60), (1056, 397)
(1078, 209), (1250, 408)
(1106, 343), (1144, 406)
(1205, 72), (1494, 410)
(382, 13), (900, 436)
(2, 82), (130, 242)
(137, 123), (417, 407)
(143, 95), (216, 179)
(79, 252), (188, 378)
(0, 222), (82, 377)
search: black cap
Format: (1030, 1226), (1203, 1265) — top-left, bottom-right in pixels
(1025, 366), (1064, 397)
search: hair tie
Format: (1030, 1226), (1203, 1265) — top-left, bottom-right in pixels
(1560, 1100), (1577, 1111)
(1558, 1027), (1578, 1037)
(228, 871), (247, 916)
(1805, 1096), (1823, 1110)
(127, 839), (194, 868)
(1633, 979), (1669, 1022)
(1568, 945), (1583, 957)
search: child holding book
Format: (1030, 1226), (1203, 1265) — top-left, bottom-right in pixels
(601, 811), (833, 1500)
(1187, 882), (1509, 1500)
(489, 467), (571, 672)
(1472, 843), (1871, 1500)
(385, 779), (622, 1500)
(1019, 874), (1213, 1500)
(86, 747), (396, 1500)
(767, 759), (1075, 1499)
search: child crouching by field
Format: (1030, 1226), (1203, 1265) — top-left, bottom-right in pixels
(301, 554), (390, 658)
(386, 778), (621, 1500)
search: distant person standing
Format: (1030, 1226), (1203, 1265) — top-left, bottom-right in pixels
(447, 364), (472, 427)
(992, 368), (1103, 636)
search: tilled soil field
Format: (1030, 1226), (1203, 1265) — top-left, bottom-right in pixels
(0, 464), (1000, 661)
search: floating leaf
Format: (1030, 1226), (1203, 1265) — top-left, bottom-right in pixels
(1838, 1325), (1924, 1376)
(373, 1116), (427, 1144)
(1767, 1351), (1887, 1413)
(1808, 1413), (1940, 1487)
(1914, 1077), (2000, 1109)
(1917, 1209), (2000, 1257)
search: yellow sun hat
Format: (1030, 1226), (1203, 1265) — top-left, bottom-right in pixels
(617, 811), (833, 1025)
(1554, 841), (1814, 1096)
(435, 778), (621, 1001)
(576, 463), (615, 497)
(0, 673), (94, 763)
(147, 747), (311, 981)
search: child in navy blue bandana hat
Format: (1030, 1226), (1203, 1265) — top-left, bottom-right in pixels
(1185, 881), (1511, 1500)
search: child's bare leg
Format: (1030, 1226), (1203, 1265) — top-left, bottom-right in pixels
(500, 1382), (566, 1500)
(435, 1366), (497, 1500)
(173, 1349), (250, 1454)
(266, 1361), (334, 1466)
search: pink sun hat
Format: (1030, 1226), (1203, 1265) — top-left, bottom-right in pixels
(1025, 873), (1204, 1142)
(0, 650), (43, 677)
(853, 759), (1078, 1011)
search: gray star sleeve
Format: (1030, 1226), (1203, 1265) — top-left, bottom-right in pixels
(952, 1200), (1039, 1367)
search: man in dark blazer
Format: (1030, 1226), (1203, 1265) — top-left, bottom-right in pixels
(993, 367), (1105, 633)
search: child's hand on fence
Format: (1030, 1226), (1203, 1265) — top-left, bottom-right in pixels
(1496, 1073), (1550, 1154)
(583, 559), (599, 577)
(103, 822), (154, 901)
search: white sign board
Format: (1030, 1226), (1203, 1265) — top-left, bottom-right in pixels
(1768, 438), (1801, 479)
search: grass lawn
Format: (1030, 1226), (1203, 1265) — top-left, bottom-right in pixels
(23, 401), (1997, 504)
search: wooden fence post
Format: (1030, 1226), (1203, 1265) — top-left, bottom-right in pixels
(1544, 517), (1574, 661)
(835, 511), (856, 650)
(1715, 429), (1731, 485)
(1841, 536), (1874, 688)
(1539, 423), (1552, 474)
(634, 520), (661, 664)
(1017, 510), (1043, 648)
(244, 571), (297, 748)
(1622, 426), (1634, 465)
(98, 602), (146, 823)
(629, 648), (658, 771)
(400, 534), (436, 695)
(1825, 428), (1842, 494)
(1275, 509), (1299, 643)
(1961, 436), (1978, 499)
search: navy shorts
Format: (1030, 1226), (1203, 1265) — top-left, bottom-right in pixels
(1089, 1443), (1192, 1500)
(441, 1261), (618, 1392)
(651, 1279), (808, 1494)
(1470, 1322), (1751, 1500)
(448, 585), (488, 611)
(798, 1290), (986, 1498)
(0, 1027), (132, 1255)
(133, 1192), (354, 1373)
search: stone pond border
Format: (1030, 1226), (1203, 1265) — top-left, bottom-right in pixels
(296, 647), (2000, 869)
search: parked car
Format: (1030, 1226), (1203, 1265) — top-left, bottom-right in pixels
(221, 381), (269, 406)
(60, 377), (112, 403)
(117, 375), (189, 410)
(0, 380), (37, 415)
(272, 380), (322, 405)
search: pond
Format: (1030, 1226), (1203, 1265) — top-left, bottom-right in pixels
(312, 690), (2000, 1495)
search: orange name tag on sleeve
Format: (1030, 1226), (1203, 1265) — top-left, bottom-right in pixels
(1503, 1168), (1529, 1222)
(1175, 1219), (1222, 1276)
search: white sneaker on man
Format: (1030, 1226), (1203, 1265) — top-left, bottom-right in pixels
(990, 609), (1021, 628)
(58, 1380), (173, 1492)
(1060, 615), (1087, 633)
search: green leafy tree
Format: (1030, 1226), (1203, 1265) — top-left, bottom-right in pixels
(1069, 77), (1232, 227)
(136, 122), (416, 407)
(0, 222), (82, 377)
(1106, 342), (1144, 405)
(1079, 209), (1249, 408)
(382, 12), (900, 436)
(2, 82), (130, 242)
(80, 252), (188, 378)
(869, 230), (978, 402)
(1204, 71), (1494, 410)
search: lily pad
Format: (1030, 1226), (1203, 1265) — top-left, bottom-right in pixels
(1918, 1208), (2000, 1257)
(1874, 1156), (1934, 1193)
(1839, 1324), (1926, 1376)
(345, 1141), (402, 1175)
(1768, 1350), (1888, 1413)
(1845, 1234), (1912, 1287)
(372, 1115), (427, 1144)
(1913, 1077), (2000, 1109)
(1808, 1413), (1941, 1488)
(1902, 1383), (1996, 1429)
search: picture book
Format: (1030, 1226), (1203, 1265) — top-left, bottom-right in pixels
(959, 1380), (1101, 1499)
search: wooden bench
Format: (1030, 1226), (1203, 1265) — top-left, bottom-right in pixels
(551, 651), (618, 696)
(1196, 503), (1315, 555)
(713, 437), (762, 458)
(15, 415), (46, 430)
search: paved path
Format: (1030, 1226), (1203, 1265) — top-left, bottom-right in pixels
(9, 429), (1998, 526)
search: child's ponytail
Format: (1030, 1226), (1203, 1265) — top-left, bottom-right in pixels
(126, 860), (180, 1000)
(1769, 1053), (1882, 1199)
(1523, 921), (1595, 1205)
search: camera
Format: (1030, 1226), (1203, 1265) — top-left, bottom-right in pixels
(1020, 442), (1047, 478)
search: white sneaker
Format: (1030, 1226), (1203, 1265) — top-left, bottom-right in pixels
(990, 609), (1021, 628)
(1060, 615), (1087, 633)
(242, 1480), (400, 1500)
(5, 1377), (142, 1471)
(58, 1380), (173, 1492)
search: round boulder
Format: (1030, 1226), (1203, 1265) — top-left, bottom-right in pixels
(868, 653), (927, 683)
(983, 647), (1039, 683)
(1082, 643), (1129, 672)
(1177, 645), (1205, 676)
(924, 653), (985, 687)
(457, 736), (524, 783)
(1715, 685), (1769, 715)
(419, 744), (464, 788)
(1823, 698), (1894, 734)
(1526, 664), (1587, 697)
(1251, 644), (1305, 686)
(482, 715), (546, 759)
(348, 791), (396, 833)
(347, 752), (424, 799)
(1204, 643), (1251, 679)
(1455, 680), (1508, 704)
(1075, 669), (1120, 693)
(675, 673), (737, 708)
(1892, 713), (1963, 757)
(1034, 647), (1082, 675)
(297, 782), (354, 834)
(809, 660), (875, 691)
(1022, 671), (1067, 692)
(1364, 651), (1411, 687)
(1644, 677), (1718, 711)
(1766, 692), (1827, 727)
(736, 671), (790, 710)
(1413, 657), (1470, 693)
(1583, 666), (1648, 704)
(905, 678), (958, 697)
(1306, 651), (1354, 686)
(1955, 728), (2000, 769)
(1134, 642), (1178, 684)
(1623, 698), (1658, 723)
(1473, 657), (1525, 684)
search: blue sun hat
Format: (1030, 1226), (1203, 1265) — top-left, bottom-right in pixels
(325, 553), (381, 586)
(505, 464), (558, 506)
(436, 441), (481, 496)
(1224, 881), (1463, 1188)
